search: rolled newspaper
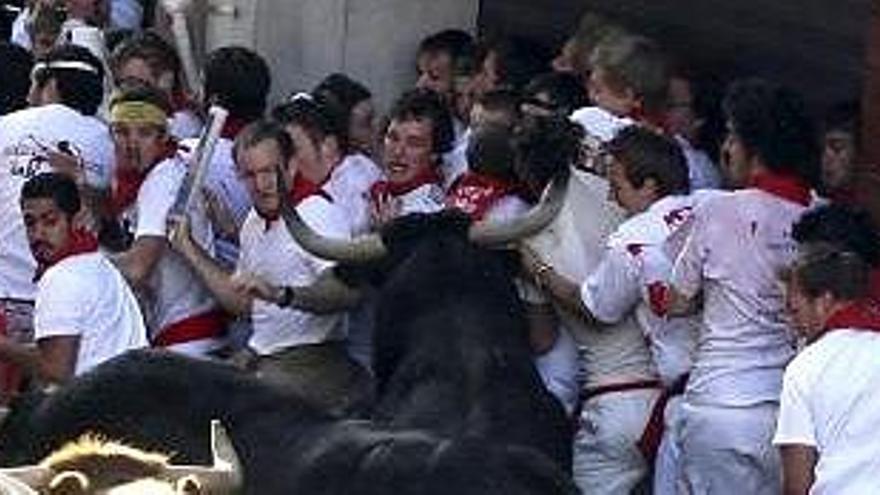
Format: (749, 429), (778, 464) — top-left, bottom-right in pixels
(172, 105), (229, 217)
(161, 0), (200, 98)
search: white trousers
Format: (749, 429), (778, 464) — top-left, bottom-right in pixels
(535, 329), (580, 415)
(573, 387), (659, 494)
(679, 401), (781, 495)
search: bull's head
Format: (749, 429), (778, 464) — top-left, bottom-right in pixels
(279, 168), (570, 264)
(0, 420), (241, 494)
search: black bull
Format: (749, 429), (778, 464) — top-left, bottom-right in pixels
(0, 212), (575, 494)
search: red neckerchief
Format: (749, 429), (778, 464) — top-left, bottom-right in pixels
(171, 91), (198, 114)
(823, 299), (880, 335)
(291, 173), (331, 205)
(370, 167), (442, 200)
(220, 116), (249, 140)
(33, 228), (99, 281)
(109, 140), (179, 215)
(446, 172), (518, 221)
(749, 170), (812, 206)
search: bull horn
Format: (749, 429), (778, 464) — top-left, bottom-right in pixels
(0, 466), (49, 493)
(0, 472), (39, 495)
(163, 420), (242, 494)
(277, 168), (387, 263)
(468, 169), (570, 246)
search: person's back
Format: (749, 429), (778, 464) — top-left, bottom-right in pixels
(681, 188), (805, 406)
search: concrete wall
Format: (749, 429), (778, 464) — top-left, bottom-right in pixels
(202, 0), (479, 113)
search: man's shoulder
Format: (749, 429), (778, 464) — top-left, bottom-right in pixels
(40, 252), (106, 287)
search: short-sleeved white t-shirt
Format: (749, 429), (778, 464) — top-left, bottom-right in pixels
(34, 252), (148, 375)
(237, 195), (351, 356)
(670, 189), (807, 406)
(774, 329), (880, 494)
(131, 156), (220, 342)
(580, 194), (699, 385)
(325, 153), (384, 235)
(0, 104), (114, 301)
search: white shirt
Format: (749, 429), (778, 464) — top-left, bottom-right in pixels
(237, 195), (351, 355)
(395, 183), (446, 217)
(525, 168), (657, 387)
(675, 135), (722, 191)
(131, 156), (220, 346)
(169, 110), (203, 140)
(441, 124), (470, 191)
(0, 104), (114, 301)
(10, 9), (31, 49)
(581, 195), (699, 385)
(195, 138), (253, 267)
(34, 252), (147, 376)
(325, 153), (384, 235)
(774, 329), (880, 494)
(671, 189), (807, 406)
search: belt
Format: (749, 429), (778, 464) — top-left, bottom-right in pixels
(636, 373), (690, 463)
(572, 379), (663, 430)
(153, 310), (228, 347)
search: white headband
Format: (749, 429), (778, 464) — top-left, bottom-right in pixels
(31, 60), (100, 79)
(289, 91), (314, 102)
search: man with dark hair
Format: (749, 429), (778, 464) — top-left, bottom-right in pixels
(648, 78), (820, 494)
(370, 88), (452, 222)
(775, 243), (880, 494)
(171, 119), (370, 414)
(203, 46), (271, 125)
(818, 101), (860, 202)
(0, 172), (146, 385)
(0, 41), (33, 116)
(0, 43), (113, 372)
(197, 45), (272, 267)
(520, 124), (695, 493)
(107, 82), (227, 357)
(469, 88), (522, 132)
(792, 204), (880, 300)
(415, 29), (477, 190)
(415, 29), (476, 107)
(313, 73), (376, 157)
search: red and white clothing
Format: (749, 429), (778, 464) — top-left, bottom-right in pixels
(583, 194), (698, 385)
(237, 195), (351, 356)
(446, 171), (529, 222)
(669, 172), (812, 494)
(325, 153), (384, 235)
(525, 169), (658, 494)
(0, 104), (114, 302)
(128, 155), (226, 356)
(34, 251), (147, 376)
(369, 170), (445, 221)
(774, 301), (880, 494)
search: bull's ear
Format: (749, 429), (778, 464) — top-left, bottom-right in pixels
(164, 420), (242, 494)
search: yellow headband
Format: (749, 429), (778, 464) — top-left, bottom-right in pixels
(110, 101), (168, 127)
